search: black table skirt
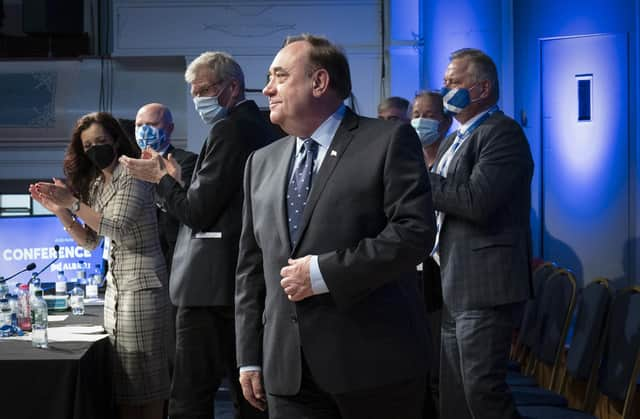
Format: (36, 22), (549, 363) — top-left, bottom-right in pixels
(0, 305), (115, 419)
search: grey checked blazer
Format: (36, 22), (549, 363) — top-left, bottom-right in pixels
(429, 111), (533, 311)
(84, 163), (168, 291)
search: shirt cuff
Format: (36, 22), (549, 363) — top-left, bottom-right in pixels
(310, 255), (329, 295)
(239, 365), (262, 373)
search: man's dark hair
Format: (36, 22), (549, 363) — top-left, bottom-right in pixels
(284, 34), (352, 100)
(450, 48), (500, 101)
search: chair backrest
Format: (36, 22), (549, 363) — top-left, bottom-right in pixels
(566, 278), (613, 380)
(533, 268), (577, 366)
(597, 287), (640, 408)
(518, 262), (557, 348)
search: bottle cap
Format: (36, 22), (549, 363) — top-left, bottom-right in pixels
(19, 284), (28, 290)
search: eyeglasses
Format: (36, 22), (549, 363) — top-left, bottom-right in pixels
(192, 79), (226, 97)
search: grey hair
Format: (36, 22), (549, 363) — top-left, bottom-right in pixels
(449, 48), (499, 101)
(378, 96), (410, 114)
(185, 51), (245, 91)
(413, 90), (448, 118)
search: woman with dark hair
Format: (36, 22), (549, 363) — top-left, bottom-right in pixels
(29, 112), (170, 419)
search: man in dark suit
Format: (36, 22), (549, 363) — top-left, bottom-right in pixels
(429, 48), (533, 419)
(235, 34), (435, 419)
(121, 52), (274, 419)
(133, 103), (197, 402)
(134, 102), (197, 271)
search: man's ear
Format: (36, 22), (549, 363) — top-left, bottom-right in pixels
(166, 122), (175, 138)
(311, 69), (330, 97)
(228, 78), (242, 101)
(479, 80), (492, 99)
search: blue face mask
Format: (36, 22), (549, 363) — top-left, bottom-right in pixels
(411, 118), (441, 146)
(193, 95), (227, 125)
(135, 124), (168, 151)
(440, 83), (480, 116)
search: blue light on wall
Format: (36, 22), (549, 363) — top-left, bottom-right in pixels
(421, 0), (502, 92)
(388, 0), (421, 101)
(541, 33), (629, 285)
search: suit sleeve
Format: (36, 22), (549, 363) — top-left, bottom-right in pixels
(429, 122), (532, 224)
(318, 123), (436, 309)
(156, 121), (249, 232)
(178, 151), (198, 187)
(235, 152), (265, 367)
(98, 172), (150, 242)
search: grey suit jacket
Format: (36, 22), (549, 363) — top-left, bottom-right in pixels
(235, 109), (436, 395)
(157, 100), (274, 307)
(429, 110), (534, 311)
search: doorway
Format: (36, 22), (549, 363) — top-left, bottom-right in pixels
(540, 33), (629, 287)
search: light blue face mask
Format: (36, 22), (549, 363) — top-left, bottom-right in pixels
(135, 124), (168, 151)
(411, 117), (441, 146)
(193, 95), (227, 125)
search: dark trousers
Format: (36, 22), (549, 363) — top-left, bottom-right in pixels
(420, 258), (443, 419)
(267, 353), (426, 419)
(424, 309), (441, 419)
(169, 306), (267, 419)
(439, 303), (521, 419)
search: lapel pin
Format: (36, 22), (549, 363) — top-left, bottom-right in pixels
(330, 150), (338, 157)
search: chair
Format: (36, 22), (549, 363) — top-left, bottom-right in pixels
(512, 278), (612, 408)
(507, 262), (557, 387)
(519, 286), (640, 419)
(512, 262), (557, 365)
(509, 267), (577, 389)
(527, 268), (577, 390)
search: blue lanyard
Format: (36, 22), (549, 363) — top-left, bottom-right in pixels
(457, 105), (499, 141)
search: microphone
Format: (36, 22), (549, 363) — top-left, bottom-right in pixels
(0, 262), (37, 283)
(33, 245), (61, 278)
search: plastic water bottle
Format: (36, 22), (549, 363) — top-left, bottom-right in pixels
(0, 282), (9, 300)
(30, 290), (48, 348)
(16, 284), (31, 331)
(86, 265), (101, 299)
(29, 273), (42, 297)
(7, 294), (18, 327)
(0, 298), (12, 336)
(94, 263), (104, 286)
(70, 286), (85, 315)
(55, 271), (67, 296)
(76, 269), (87, 293)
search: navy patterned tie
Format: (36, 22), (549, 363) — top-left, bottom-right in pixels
(287, 138), (318, 247)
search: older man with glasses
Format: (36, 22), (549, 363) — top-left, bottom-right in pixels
(122, 51), (276, 419)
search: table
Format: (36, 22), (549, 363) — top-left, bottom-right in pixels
(0, 305), (115, 419)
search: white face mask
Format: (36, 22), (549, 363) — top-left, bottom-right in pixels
(411, 117), (441, 146)
(193, 95), (226, 125)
